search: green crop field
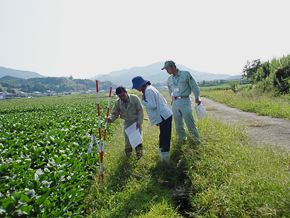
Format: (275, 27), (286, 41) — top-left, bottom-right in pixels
(0, 94), (117, 217)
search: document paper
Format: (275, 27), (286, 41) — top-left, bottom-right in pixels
(124, 122), (143, 149)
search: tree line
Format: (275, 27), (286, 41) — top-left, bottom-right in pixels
(0, 76), (116, 93)
(242, 54), (290, 94)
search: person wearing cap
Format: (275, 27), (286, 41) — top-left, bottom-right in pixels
(162, 60), (201, 144)
(132, 76), (173, 163)
(106, 86), (144, 159)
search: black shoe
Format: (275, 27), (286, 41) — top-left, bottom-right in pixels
(135, 144), (143, 160)
(125, 148), (132, 157)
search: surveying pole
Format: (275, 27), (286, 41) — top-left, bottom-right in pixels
(98, 86), (112, 183)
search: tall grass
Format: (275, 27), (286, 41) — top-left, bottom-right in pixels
(186, 114), (290, 217)
(201, 88), (290, 119)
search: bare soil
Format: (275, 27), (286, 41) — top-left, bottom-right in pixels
(200, 97), (290, 150)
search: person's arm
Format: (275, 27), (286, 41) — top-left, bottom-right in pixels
(108, 102), (120, 122)
(135, 96), (144, 129)
(188, 72), (201, 105)
(167, 78), (172, 97)
(142, 89), (157, 109)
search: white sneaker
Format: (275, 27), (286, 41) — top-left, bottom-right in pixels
(160, 151), (170, 163)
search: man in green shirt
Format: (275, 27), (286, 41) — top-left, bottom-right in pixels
(162, 60), (201, 144)
(107, 86), (144, 158)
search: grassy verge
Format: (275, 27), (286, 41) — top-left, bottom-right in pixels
(186, 114), (290, 217)
(201, 88), (290, 119)
(84, 90), (290, 217)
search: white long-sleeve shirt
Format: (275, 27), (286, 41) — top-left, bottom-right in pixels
(142, 85), (173, 126)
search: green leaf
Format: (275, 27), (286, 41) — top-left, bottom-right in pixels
(32, 180), (41, 190)
(56, 155), (62, 164)
(20, 194), (31, 203)
(36, 192), (50, 205)
(64, 211), (72, 216)
(43, 199), (50, 207)
(22, 205), (33, 215)
(3, 201), (15, 213)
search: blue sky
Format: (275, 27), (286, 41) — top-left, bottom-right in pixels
(0, 0), (289, 79)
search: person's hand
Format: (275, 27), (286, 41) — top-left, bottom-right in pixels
(136, 123), (141, 129)
(195, 98), (201, 105)
(105, 117), (112, 123)
(172, 96), (176, 101)
(155, 123), (159, 126)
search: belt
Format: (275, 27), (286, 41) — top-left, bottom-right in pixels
(173, 96), (189, 100)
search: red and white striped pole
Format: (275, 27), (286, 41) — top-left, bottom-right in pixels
(96, 81), (102, 147)
(99, 86), (112, 183)
(96, 80), (103, 183)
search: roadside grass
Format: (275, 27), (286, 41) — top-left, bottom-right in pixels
(84, 90), (290, 217)
(201, 88), (290, 119)
(186, 114), (290, 217)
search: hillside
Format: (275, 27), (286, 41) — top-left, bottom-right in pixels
(90, 62), (238, 87)
(0, 76), (116, 93)
(0, 66), (44, 79)
(0, 75), (26, 82)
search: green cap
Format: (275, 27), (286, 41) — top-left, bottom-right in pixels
(161, 60), (175, 70)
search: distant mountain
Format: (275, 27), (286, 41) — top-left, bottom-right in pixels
(0, 75), (115, 93)
(0, 75), (26, 82)
(227, 75), (243, 80)
(90, 62), (238, 87)
(0, 66), (44, 79)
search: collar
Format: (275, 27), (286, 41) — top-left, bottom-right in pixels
(173, 69), (181, 77)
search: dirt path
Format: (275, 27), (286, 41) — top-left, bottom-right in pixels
(200, 97), (290, 150)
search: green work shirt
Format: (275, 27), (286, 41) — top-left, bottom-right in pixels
(110, 94), (143, 124)
(167, 70), (200, 99)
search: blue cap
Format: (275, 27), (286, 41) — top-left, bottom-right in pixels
(132, 76), (148, 89)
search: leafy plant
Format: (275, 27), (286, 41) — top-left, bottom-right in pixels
(0, 95), (118, 217)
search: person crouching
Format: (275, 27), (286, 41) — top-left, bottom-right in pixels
(106, 86), (143, 159)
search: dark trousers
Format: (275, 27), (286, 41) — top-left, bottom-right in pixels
(159, 115), (172, 152)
